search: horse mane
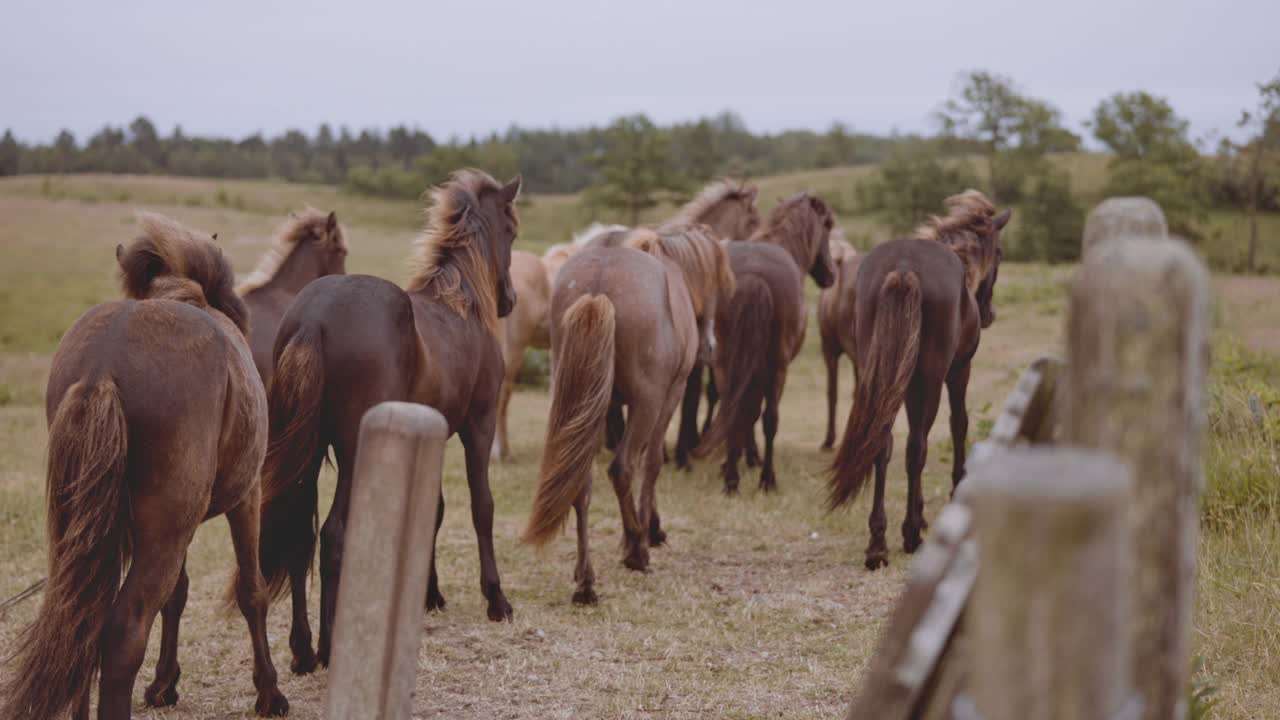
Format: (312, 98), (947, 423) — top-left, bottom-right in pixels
(236, 208), (347, 295)
(911, 189), (999, 290)
(406, 169), (515, 335)
(119, 212), (248, 333)
(750, 192), (833, 269)
(666, 178), (754, 228)
(572, 222), (630, 247)
(625, 224), (735, 318)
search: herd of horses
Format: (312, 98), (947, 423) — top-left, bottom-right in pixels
(1, 170), (1009, 718)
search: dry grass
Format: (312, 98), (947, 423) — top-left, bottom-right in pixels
(0, 176), (1276, 719)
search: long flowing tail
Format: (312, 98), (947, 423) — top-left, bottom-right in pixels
(828, 270), (922, 509)
(2, 380), (129, 720)
(524, 295), (616, 545)
(692, 274), (773, 459)
(256, 324), (325, 599)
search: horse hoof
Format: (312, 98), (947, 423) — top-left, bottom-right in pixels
(316, 644), (331, 669)
(623, 549), (650, 572)
(820, 442), (833, 452)
(572, 587), (599, 606)
(487, 596), (514, 622)
(903, 536), (923, 554)
(649, 528), (668, 547)
(865, 553), (889, 571)
(255, 688), (290, 717)
(145, 677), (179, 707)
(290, 648), (318, 676)
(722, 484), (740, 497)
(425, 588), (447, 612)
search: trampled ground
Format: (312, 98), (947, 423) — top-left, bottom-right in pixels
(1, 175), (1276, 718)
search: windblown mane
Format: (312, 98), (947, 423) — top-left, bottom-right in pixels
(666, 178), (754, 228)
(749, 192), (833, 269)
(236, 208), (347, 295)
(625, 224), (734, 318)
(406, 169), (516, 334)
(119, 212), (248, 333)
(911, 189), (1000, 290)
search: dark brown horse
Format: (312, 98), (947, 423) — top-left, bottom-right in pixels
(238, 208), (348, 387)
(818, 229), (860, 450)
(692, 193), (837, 493)
(2, 214), (287, 719)
(524, 225), (733, 604)
(829, 191), (1009, 570)
(257, 170), (521, 674)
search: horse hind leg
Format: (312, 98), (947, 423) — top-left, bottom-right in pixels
(759, 390), (780, 493)
(144, 557), (188, 707)
(98, 533), (190, 720)
(286, 451), (324, 675)
(461, 420), (514, 622)
(673, 362), (703, 470)
(228, 495), (289, 716)
(946, 361), (972, 494)
(865, 431), (893, 570)
(611, 399), (662, 572)
(903, 378), (944, 554)
(425, 494), (446, 611)
(572, 484), (597, 605)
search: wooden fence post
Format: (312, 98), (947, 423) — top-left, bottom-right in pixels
(326, 402), (449, 720)
(967, 448), (1138, 720)
(1081, 197), (1168, 255)
(1064, 235), (1210, 720)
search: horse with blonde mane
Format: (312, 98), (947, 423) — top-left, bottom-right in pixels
(829, 190), (1009, 570)
(238, 208), (348, 387)
(524, 224), (733, 604)
(2, 214), (287, 719)
(692, 193), (837, 493)
(257, 170), (522, 673)
(818, 228), (860, 450)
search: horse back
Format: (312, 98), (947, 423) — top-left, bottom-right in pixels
(854, 238), (974, 371)
(724, 242), (807, 357)
(48, 299), (260, 520)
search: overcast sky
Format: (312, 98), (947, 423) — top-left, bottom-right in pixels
(2, 0), (1277, 146)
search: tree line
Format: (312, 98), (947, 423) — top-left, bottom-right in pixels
(1, 69), (1276, 269)
(0, 112), (906, 197)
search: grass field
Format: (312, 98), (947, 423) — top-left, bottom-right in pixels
(1, 173), (1278, 718)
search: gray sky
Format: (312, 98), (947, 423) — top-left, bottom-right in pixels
(3, 0), (1277, 145)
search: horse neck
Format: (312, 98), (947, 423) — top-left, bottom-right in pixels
(697, 203), (741, 239)
(409, 246), (498, 335)
(756, 227), (809, 275)
(265, 244), (325, 295)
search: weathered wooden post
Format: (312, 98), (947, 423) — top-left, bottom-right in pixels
(1081, 197), (1168, 255)
(326, 402), (448, 720)
(967, 448), (1138, 720)
(1064, 235), (1210, 720)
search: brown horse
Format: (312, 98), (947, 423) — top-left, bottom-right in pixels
(818, 228), (860, 450)
(692, 193), (837, 493)
(2, 214), (287, 720)
(829, 191), (1009, 570)
(524, 225), (732, 604)
(257, 170), (522, 674)
(238, 208), (348, 387)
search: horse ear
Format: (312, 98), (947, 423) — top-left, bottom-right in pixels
(211, 233), (219, 242)
(993, 209), (1012, 230)
(326, 211), (338, 233)
(500, 174), (522, 205)
(115, 244), (125, 265)
(743, 186), (757, 204)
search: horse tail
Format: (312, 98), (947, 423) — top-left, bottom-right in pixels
(828, 270), (922, 509)
(256, 324), (325, 600)
(524, 294), (615, 546)
(2, 379), (129, 720)
(692, 274), (773, 459)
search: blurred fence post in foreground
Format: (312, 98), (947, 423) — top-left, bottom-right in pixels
(967, 448), (1138, 720)
(1064, 235), (1210, 720)
(326, 402), (448, 720)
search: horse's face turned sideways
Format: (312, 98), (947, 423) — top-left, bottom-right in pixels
(807, 196), (838, 290)
(977, 208), (1011, 329)
(482, 174), (522, 318)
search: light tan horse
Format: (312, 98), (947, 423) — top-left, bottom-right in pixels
(524, 225), (732, 605)
(237, 209), (348, 388)
(818, 228), (860, 450)
(492, 224), (625, 461)
(2, 214), (287, 719)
